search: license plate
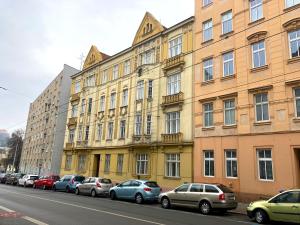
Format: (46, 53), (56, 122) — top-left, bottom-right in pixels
(229, 196), (235, 200)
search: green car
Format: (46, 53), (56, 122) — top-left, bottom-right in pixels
(247, 189), (300, 224)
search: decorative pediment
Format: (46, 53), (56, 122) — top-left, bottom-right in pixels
(82, 45), (110, 70)
(132, 12), (165, 46)
(247, 31), (267, 44)
(283, 18), (300, 31)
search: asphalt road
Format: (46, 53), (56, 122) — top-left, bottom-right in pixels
(0, 184), (256, 225)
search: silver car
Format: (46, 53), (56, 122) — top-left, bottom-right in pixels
(75, 177), (113, 197)
(18, 174), (39, 187)
(159, 183), (237, 214)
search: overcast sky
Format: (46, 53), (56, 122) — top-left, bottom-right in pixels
(0, 0), (194, 133)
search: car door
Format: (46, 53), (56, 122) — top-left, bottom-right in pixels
(168, 184), (190, 206)
(203, 185), (220, 208)
(85, 178), (93, 194)
(127, 180), (141, 199)
(185, 184), (204, 208)
(268, 191), (300, 223)
(116, 181), (132, 198)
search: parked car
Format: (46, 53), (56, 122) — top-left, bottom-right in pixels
(159, 183), (237, 214)
(75, 177), (113, 197)
(247, 189), (300, 224)
(109, 180), (161, 204)
(18, 174), (39, 187)
(53, 175), (85, 192)
(33, 175), (60, 190)
(0, 173), (6, 183)
(5, 173), (26, 185)
(0, 173), (10, 184)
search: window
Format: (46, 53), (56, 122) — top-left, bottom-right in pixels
(136, 81), (144, 100)
(204, 151), (214, 177)
(107, 122), (114, 140)
(71, 104), (78, 117)
(255, 93), (269, 121)
(148, 80), (153, 99)
(74, 81), (81, 94)
(203, 19), (213, 42)
(166, 112), (180, 134)
(165, 154), (180, 177)
(205, 185), (219, 193)
(102, 70), (108, 84)
(190, 184), (203, 192)
(117, 154), (124, 173)
(167, 73), (181, 95)
(224, 99), (235, 125)
(135, 114), (142, 135)
(222, 10), (233, 34)
(112, 65), (119, 80)
(86, 74), (95, 87)
(146, 114), (152, 135)
(104, 154), (111, 173)
(141, 49), (154, 65)
(169, 36), (182, 58)
(176, 184), (189, 192)
(69, 129), (75, 143)
(288, 29), (300, 58)
(271, 191), (300, 203)
(203, 58), (213, 81)
(124, 60), (131, 75)
(225, 150), (238, 178)
(96, 123), (103, 140)
(203, 0), (212, 6)
(203, 102), (213, 127)
(87, 98), (92, 114)
(250, 0), (263, 22)
(65, 155), (72, 170)
(110, 92), (116, 109)
(119, 120), (126, 139)
(223, 51), (234, 76)
(85, 126), (89, 141)
(257, 149), (273, 180)
(100, 96), (105, 112)
(136, 154), (148, 175)
(77, 125), (82, 141)
(122, 89), (128, 106)
(78, 155), (86, 171)
(286, 0), (300, 8)
(295, 88), (300, 117)
(252, 41), (266, 68)
(81, 99), (86, 114)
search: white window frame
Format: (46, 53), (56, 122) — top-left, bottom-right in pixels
(254, 93), (270, 122)
(102, 70), (108, 84)
(110, 92), (116, 109)
(71, 104), (78, 118)
(136, 154), (148, 175)
(285, 0), (300, 8)
(166, 111), (180, 134)
(288, 29), (300, 59)
(169, 36), (182, 58)
(77, 125), (82, 141)
(223, 51), (234, 77)
(119, 120), (126, 139)
(117, 154), (124, 173)
(203, 19), (213, 42)
(222, 10), (233, 34)
(165, 153), (180, 178)
(78, 155), (86, 171)
(81, 99), (86, 114)
(107, 122), (114, 140)
(141, 49), (154, 65)
(104, 154), (111, 173)
(203, 102), (213, 127)
(250, 0), (263, 22)
(65, 155), (72, 170)
(136, 81), (144, 100)
(124, 60), (131, 75)
(135, 114), (142, 136)
(148, 80), (153, 99)
(257, 149), (274, 181)
(100, 95), (105, 112)
(204, 150), (214, 177)
(224, 99), (236, 126)
(146, 114), (152, 135)
(295, 88), (300, 118)
(167, 73), (181, 95)
(74, 81), (81, 94)
(203, 58), (213, 81)
(87, 98), (93, 114)
(252, 41), (266, 68)
(69, 129), (75, 143)
(203, 0), (212, 7)
(112, 65), (119, 80)
(86, 74), (95, 87)
(96, 123), (103, 141)
(122, 89), (128, 107)
(225, 150), (238, 178)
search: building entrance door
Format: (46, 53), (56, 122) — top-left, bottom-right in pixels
(294, 149), (300, 187)
(92, 154), (100, 177)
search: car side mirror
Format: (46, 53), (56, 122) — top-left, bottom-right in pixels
(174, 189), (178, 193)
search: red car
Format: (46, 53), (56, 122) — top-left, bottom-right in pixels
(33, 175), (60, 190)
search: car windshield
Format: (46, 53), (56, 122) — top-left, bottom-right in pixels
(145, 181), (159, 188)
(217, 184), (233, 193)
(74, 176), (85, 182)
(30, 176), (39, 180)
(52, 176), (60, 181)
(100, 178), (111, 184)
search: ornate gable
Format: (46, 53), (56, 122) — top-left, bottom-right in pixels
(132, 12), (165, 46)
(83, 45), (110, 70)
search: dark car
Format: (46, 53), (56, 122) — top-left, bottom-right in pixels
(53, 175), (85, 192)
(0, 173), (8, 183)
(6, 173), (26, 185)
(34, 175), (60, 190)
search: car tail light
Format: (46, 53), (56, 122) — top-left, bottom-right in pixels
(96, 182), (101, 188)
(219, 193), (225, 201)
(144, 188), (152, 192)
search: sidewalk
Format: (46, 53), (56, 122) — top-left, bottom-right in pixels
(229, 202), (248, 215)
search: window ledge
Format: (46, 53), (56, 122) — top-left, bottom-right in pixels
(283, 4), (300, 12)
(201, 79), (215, 86)
(248, 17), (265, 26)
(220, 31), (234, 39)
(106, 139), (112, 141)
(64, 168), (71, 171)
(287, 56), (300, 64)
(222, 124), (237, 129)
(253, 121), (272, 126)
(293, 118), (300, 123)
(164, 176), (181, 180)
(202, 126), (215, 131)
(250, 64), (269, 73)
(202, 39), (214, 45)
(221, 74), (236, 81)
(147, 97), (153, 102)
(118, 138), (125, 140)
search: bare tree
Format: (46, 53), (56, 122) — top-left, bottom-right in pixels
(7, 129), (24, 172)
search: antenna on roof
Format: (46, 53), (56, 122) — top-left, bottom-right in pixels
(78, 53), (85, 70)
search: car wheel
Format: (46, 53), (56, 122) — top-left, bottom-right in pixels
(254, 209), (268, 224)
(75, 188), (80, 195)
(91, 189), (97, 197)
(161, 197), (170, 209)
(199, 201), (211, 215)
(110, 191), (117, 200)
(42, 185), (47, 190)
(135, 193), (143, 204)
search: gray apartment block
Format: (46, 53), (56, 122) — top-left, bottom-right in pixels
(19, 64), (79, 175)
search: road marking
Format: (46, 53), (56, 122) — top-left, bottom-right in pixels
(0, 205), (15, 212)
(0, 189), (165, 225)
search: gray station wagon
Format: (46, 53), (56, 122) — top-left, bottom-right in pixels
(159, 183), (238, 214)
(75, 177), (113, 197)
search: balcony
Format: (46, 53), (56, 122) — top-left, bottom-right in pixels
(70, 93), (80, 102)
(65, 143), (74, 150)
(163, 54), (185, 72)
(161, 92), (184, 110)
(161, 132), (183, 144)
(67, 117), (77, 127)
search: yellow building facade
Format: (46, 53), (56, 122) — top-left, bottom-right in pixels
(61, 13), (194, 190)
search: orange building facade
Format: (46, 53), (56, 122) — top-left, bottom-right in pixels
(194, 0), (300, 201)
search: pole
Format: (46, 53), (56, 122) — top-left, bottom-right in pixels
(12, 141), (19, 172)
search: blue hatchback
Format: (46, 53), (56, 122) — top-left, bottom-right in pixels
(53, 175), (85, 192)
(109, 180), (161, 204)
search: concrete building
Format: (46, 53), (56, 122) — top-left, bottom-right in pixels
(20, 64), (79, 175)
(194, 0), (300, 201)
(60, 13), (194, 189)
